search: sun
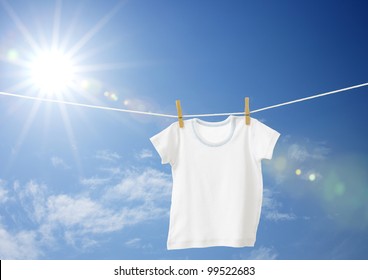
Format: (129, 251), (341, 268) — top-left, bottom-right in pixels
(3, 0), (126, 98)
(29, 50), (75, 95)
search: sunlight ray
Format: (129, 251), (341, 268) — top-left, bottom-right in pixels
(57, 103), (83, 176)
(66, 0), (126, 57)
(59, 2), (84, 51)
(62, 81), (106, 138)
(72, 41), (118, 64)
(73, 62), (133, 73)
(51, 0), (62, 50)
(32, 10), (50, 50)
(0, 55), (30, 68)
(1, 0), (41, 53)
(5, 78), (36, 94)
(67, 77), (108, 107)
(6, 100), (42, 172)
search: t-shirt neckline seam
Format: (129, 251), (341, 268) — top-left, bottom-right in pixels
(191, 115), (236, 147)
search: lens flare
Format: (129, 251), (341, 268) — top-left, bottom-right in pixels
(295, 169), (302, 176)
(81, 79), (103, 94)
(7, 49), (19, 61)
(309, 173), (316, 181)
(81, 79), (90, 89)
(274, 156), (287, 172)
(334, 182), (346, 196)
(104, 91), (119, 101)
(323, 171), (347, 202)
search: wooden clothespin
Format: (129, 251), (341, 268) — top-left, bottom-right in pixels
(245, 97), (250, 125)
(176, 100), (184, 128)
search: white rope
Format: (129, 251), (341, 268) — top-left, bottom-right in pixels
(184, 82), (368, 117)
(0, 82), (367, 119)
(0, 91), (177, 118)
(250, 82), (368, 114)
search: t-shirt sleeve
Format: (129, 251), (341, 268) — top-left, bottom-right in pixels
(252, 119), (280, 160)
(150, 122), (179, 165)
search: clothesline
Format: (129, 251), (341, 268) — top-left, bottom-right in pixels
(0, 82), (367, 119)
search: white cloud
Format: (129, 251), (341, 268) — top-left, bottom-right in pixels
(0, 224), (42, 259)
(0, 180), (10, 203)
(287, 143), (329, 162)
(47, 168), (171, 244)
(15, 180), (47, 223)
(80, 176), (110, 187)
(264, 211), (296, 221)
(46, 194), (127, 233)
(288, 144), (309, 162)
(137, 149), (153, 159)
(0, 179), (6, 187)
(104, 168), (172, 202)
(125, 238), (141, 247)
(51, 156), (70, 169)
(64, 230), (99, 249)
(100, 167), (124, 176)
(95, 150), (121, 162)
(237, 246), (278, 260)
(248, 246), (278, 260)
(0, 167), (172, 257)
(0, 189), (8, 203)
(263, 188), (296, 222)
(44, 193), (167, 240)
(265, 137), (330, 185)
(125, 237), (153, 249)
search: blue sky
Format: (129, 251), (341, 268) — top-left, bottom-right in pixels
(0, 0), (367, 260)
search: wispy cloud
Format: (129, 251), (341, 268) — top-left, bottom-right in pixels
(237, 246), (278, 260)
(42, 186), (168, 247)
(136, 149), (153, 159)
(125, 238), (141, 247)
(0, 224), (42, 259)
(64, 231), (99, 249)
(104, 168), (172, 202)
(51, 156), (70, 169)
(248, 246), (278, 260)
(125, 237), (153, 249)
(266, 137), (368, 232)
(0, 184), (9, 203)
(14, 180), (48, 223)
(262, 135), (368, 246)
(46, 194), (127, 233)
(95, 150), (121, 162)
(99, 167), (124, 176)
(263, 188), (296, 222)
(0, 166), (171, 258)
(264, 211), (296, 222)
(288, 143), (329, 162)
(80, 176), (111, 187)
(265, 136), (330, 184)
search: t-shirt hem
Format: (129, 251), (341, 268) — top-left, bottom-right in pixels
(167, 238), (256, 250)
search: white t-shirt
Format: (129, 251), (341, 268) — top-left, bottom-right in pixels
(150, 115), (280, 250)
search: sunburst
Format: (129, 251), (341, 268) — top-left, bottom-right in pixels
(1, 0), (126, 171)
(28, 49), (76, 95)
